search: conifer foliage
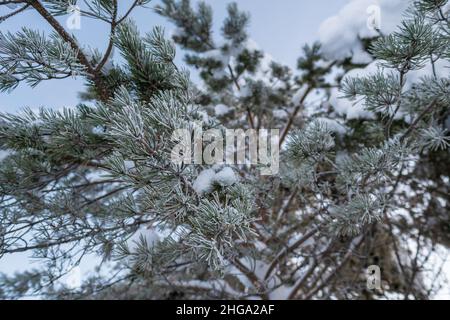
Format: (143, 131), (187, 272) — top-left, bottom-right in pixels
(0, 0), (449, 299)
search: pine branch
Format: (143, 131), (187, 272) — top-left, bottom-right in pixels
(26, 0), (111, 101)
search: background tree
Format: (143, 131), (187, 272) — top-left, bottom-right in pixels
(0, 0), (449, 299)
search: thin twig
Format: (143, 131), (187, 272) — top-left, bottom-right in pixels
(27, 0), (110, 101)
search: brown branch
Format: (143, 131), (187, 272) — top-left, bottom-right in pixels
(279, 61), (338, 146)
(287, 258), (318, 299)
(385, 68), (406, 139)
(232, 258), (269, 300)
(302, 235), (365, 299)
(1, 219), (151, 255)
(279, 85), (312, 146)
(0, 3), (29, 22)
(116, 0), (141, 25)
(400, 99), (437, 142)
(264, 225), (319, 280)
(276, 186), (299, 222)
(95, 0), (118, 72)
(226, 63), (255, 129)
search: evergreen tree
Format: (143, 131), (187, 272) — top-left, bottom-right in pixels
(0, 0), (449, 299)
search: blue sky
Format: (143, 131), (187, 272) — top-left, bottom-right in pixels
(0, 0), (348, 113)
